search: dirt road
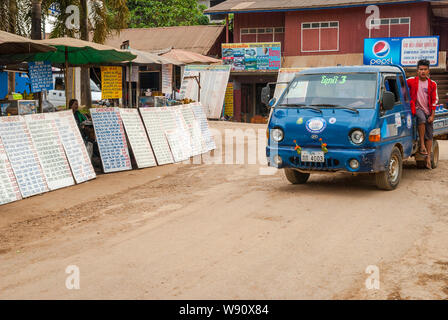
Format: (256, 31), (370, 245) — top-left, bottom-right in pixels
(0, 122), (447, 299)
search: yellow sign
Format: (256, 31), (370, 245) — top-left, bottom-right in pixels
(101, 66), (122, 99)
(224, 82), (234, 117)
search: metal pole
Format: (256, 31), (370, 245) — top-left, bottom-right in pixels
(65, 46), (69, 109)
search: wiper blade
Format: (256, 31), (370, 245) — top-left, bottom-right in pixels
(310, 104), (359, 114)
(279, 104), (323, 113)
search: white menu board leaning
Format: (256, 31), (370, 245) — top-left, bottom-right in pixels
(0, 138), (22, 205)
(139, 107), (174, 166)
(50, 110), (96, 184)
(90, 108), (132, 173)
(119, 108), (157, 169)
(25, 114), (75, 191)
(0, 116), (48, 198)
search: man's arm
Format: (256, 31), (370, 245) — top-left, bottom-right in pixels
(428, 81), (438, 123)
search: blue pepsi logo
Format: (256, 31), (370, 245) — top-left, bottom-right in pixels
(373, 41), (390, 58)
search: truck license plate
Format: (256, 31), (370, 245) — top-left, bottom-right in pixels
(301, 150), (325, 163)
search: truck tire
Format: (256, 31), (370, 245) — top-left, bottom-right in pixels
(431, 140), (439, 169)
(375, 147), (402, 190)
(284, 169), (310, 184)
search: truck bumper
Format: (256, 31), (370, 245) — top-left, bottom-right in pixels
(266, 146), (381, 173)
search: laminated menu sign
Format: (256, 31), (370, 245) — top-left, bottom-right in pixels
(0, 138), (22, 205)
(0, 116), (48, 198)
(90, 108), (132, 173)
(172, 107), (193, 159)
(24, 114), (75, 190)
(191, 103), (216, 151)
(28, 61), (53, 93)
(101, 66), (123, 99)
(179, 105), (205, 155)
(119, 108), (157, 169)
(50, 110), (96, 184)
(139, 108), (174, 166)
(162, 64), (173, 94)
(158, 107), (191, 162)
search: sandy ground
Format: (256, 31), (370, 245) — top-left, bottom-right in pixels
(0, 121), (447, 300)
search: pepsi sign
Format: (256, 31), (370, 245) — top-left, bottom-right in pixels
(364, 38), (401, 66)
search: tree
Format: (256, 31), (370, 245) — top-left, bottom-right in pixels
(48, 0), (129, 44)
(45, 0), (130, 106)
(127, 0), (209, 28)
(0, 0), (31, 35)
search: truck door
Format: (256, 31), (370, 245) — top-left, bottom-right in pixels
(379, 73), (413, 156)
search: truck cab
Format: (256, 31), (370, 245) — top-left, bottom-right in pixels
(265, 65), (446, 190)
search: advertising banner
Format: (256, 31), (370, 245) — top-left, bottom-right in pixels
(222, 43), (281, 71)
(364, 36), (439, 67)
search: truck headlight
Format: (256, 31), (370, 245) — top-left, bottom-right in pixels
(271, 128), (284, 143)
(350, 129), (365, 145)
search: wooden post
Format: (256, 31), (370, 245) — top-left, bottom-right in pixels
(226, 15), (230, 43)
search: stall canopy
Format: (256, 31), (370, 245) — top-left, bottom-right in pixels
(160, 49), (221, 65)
(26, 37), (136, 66)
(125, 48), (183, 66)
(0, 30), (56, 63)
(10, 37), (136, 107)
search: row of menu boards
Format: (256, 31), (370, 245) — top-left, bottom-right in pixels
(91, 103), (216, 173)
(0, 103), (216, 206)
(0, 110), (96, 206)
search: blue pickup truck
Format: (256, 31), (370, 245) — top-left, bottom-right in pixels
(264, 65), (448, 190)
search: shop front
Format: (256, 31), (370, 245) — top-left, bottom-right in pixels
(222, 42), (281, 123)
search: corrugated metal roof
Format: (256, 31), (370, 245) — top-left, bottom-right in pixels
(205, 0), (422, 14)
(103, 25), (225, 56)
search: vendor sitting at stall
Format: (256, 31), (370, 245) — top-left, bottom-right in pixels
(69, 99), (87, 127)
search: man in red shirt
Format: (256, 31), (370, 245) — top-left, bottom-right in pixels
(407, 59), (439, 169)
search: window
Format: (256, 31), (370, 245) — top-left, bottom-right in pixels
(383, 76), (400, 104)
(370, 17), (411, 38)
(399, 75), (410, 103)
(301, 21), (339, 52)
(240, 26), (285, 46)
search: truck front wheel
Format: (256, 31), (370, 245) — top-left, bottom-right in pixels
(284, 169), (310, 184)
(375, 147), (403, 190)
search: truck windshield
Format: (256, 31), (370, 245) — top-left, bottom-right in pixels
(280, 73), (377, 109)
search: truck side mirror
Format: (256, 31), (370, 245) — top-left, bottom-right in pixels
(382, 91), (395, 111)
(261, 86), (271, 106)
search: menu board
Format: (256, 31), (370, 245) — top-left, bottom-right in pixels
(0, 116), (48, 198)
(180, 65), (231, 119)
(139, 108), (174, 166)
(0, 138), (22, 205)
(158, 107), (190, 162)
(50, 110), (96, 184)
(24, 114), (75, 190)
(191, 103), (216, 151)
(90, 108), (132, 173)
(165, 130), (190, 162)
(162, 64), (173, 94)
(28, 61), (53, 93)
(119, 108), (157, 169)
(180, 105), (206, 155)
(172, 107), (194, 159)
(101, 66), (123, 99)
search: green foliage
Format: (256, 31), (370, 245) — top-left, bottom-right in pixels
(45, 0), (129, 44)
(127, 0), (209, 28)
